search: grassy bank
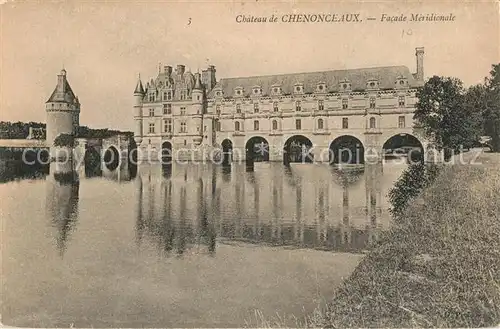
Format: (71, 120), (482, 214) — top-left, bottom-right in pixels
(312, 153), (500, 328)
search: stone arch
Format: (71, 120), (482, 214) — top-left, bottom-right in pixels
(103, 145), (120, 171)
(283, 135), (314, 164)
(329, 135), (365, 165)
(221, 139), (233, 165)
(245, 136), (269, 162)
(382, 133), (424, 164)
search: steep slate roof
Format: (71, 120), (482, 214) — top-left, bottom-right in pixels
(208, 65), (421, 98)
(46, 74), (78, 103)
(134, 78), (145, 94)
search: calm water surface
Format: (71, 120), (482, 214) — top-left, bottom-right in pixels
(1, 160), (406, 327)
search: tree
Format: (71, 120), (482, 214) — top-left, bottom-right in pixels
(53, 133), (75, 148)
(414, 76), (483, 152)
(483, 64), (500, 152)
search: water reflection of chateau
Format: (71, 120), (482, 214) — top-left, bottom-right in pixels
(136, 163), (390, 254)
(45, 162), (80, 256)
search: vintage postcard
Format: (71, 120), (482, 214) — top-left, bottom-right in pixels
(1, 0), (499, 328)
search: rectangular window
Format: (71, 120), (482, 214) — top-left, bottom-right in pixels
(342, 99), (348, 109)
(273, 102), (279, 112)
(167, 91), (172, 100)
(254, 103), (259, 113)
(180, 107), (186, 115)
(295, 101), (301, 111)
(163, 104), (171, 115)
(215, 120), (221, 132)
(180, 90), (186, 100)
(254, 120), (259, 130)
(295, 119), (301, 130)
(236, 104), (241, 113)
(398, 116), (406, 128)
(164, 119), (172, 133)
(216, 105), (221, 115)
(149, 123), (155, 134)
(342, 118), (348, 129)
(398, 96), (405, 107)
(148, 94), (155, 102)
(149, 108), (155, 117)
(369, 97), (376, 109)
(318, 100), (324, 111)
(180, 122), (187, 133)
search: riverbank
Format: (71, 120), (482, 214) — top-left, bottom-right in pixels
(312, 151), (500, 328)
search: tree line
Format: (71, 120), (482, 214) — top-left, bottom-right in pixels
(0, 122), (132, 141)
(414, 64), (500, 152)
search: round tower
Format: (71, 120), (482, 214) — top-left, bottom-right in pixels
(45, 69), (80, 146)
(192, 73), (204, 145)
(133, 75), (145, 145)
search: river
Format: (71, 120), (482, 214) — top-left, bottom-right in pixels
(1, 160), (406, 327)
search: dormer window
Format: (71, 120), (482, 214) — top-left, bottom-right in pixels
(234, 87), (244, 97)
(367, 79), (379, 90)
(294, 83), (304, 94)
(271, 85), (282, 95)
(316, 83), (327, 93)
(236, 103), (241, 113)
(252, 86), (262, 96)
(214, 87), (224, 98)
(395, 76), (408, 88)
(339, 80), (351, 92)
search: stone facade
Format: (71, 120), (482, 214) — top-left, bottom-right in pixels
(133, 48), (427, 163)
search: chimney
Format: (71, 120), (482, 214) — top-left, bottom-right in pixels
(164, 65), (172, 76)
(415, 47), (424, 81)
(202, 65), (216, 91)
(57, 69), (67, 93)
(176, 64), (185, 76)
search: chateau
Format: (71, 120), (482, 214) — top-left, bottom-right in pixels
(133, 47), (426, 164)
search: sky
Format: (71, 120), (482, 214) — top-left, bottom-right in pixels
(1, 1), (498, 131)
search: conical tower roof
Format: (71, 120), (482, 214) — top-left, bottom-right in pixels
(46, 69), (78, 103)
(134, 76), (145, 94)
(193, 72), (203, 90)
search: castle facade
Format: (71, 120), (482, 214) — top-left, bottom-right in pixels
(133, 47), (426, 163)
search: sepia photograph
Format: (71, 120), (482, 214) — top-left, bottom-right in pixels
(0, 1), (499, 328)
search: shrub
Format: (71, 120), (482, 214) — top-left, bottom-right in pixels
(388, 163), (441, 221)
(53, 133), (74, 148)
